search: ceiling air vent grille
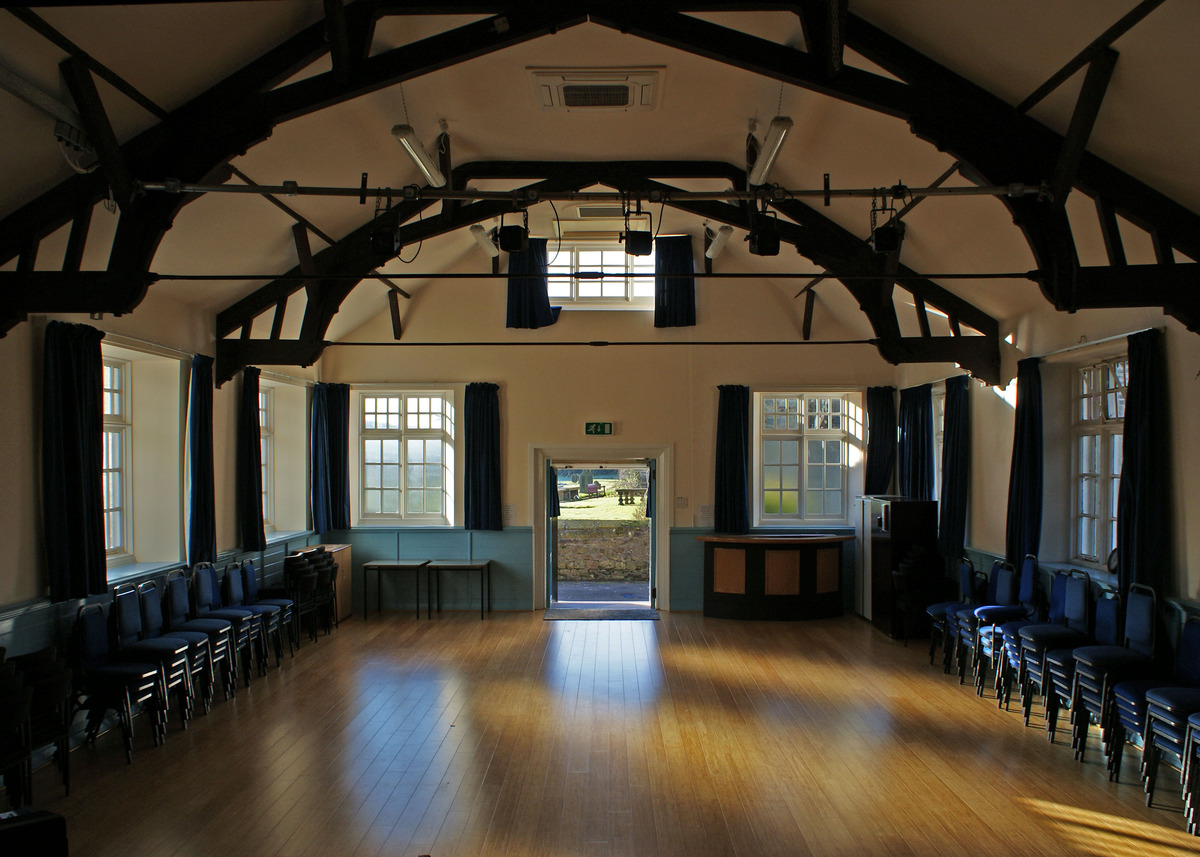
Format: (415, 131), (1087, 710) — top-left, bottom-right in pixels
(530, 67), (663, 112)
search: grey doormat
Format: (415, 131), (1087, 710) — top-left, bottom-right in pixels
(544, 606), (659, 620)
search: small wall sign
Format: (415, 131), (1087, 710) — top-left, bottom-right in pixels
(584, 422), (613, 435)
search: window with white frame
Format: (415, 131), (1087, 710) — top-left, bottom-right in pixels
(102, 359), (130, 557)
(545, 242), (655, 306)
(360, 392), (455, 523)
(259, 386), (273, 531)
(753, 392), (863, 525)
(932, 384), (946, 502)
(1073, 356), (1127, 564)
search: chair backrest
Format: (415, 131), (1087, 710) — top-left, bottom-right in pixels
(990, 561), (1017, 606)
(1093, 592), (1122, 646)
(164, 572), (192, 628)
(223, 564), (246, 607)
(1124, 583), (1157, 658)
(1017, 554), (1039, 609)
(241, 560), (261, 603)
(74, 604), (111, 669)
(1063, 571), (1091, 635)
(137, 581), (168, 640)
(1175, 618), (1200, 686)
(1046, 571), (1069, 624)
(957, 557), (975, 600)
(112, 584), (145, 647)
(193, 564), (221, 614)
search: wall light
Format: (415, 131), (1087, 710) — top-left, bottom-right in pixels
(391, 124), (447, 188)
(704, 224), (734, 260)
(469, 224), (499, 258)
(747, 116), (793, 185)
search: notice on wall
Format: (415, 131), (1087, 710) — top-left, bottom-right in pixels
(502, 503), (516, 526)
(696, 504), (714, 528)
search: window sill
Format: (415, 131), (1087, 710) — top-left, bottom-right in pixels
(106, 560), (184, 586)
(265, 530), (312, 546)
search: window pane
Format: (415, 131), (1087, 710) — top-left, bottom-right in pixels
(1078, 435), (1098, 474)
(763, 467), (781, 491)
(426, 491), (443, 514)
(1079, 517), (1097, 559)
(763, 493), (780, 514)
(364, 491), (381, 514)
(780, 492), (798, 515)
(364, 439), (381, 464)
(382, 439), (400, 463)
(781, 468), (798, 490)
(808, 439), (824, 462)
(364, 465), (380, 489)
(1079, 476), (1096, 515)
(808, 464), (824, 489)
(781, 441), (799, 466)
(407, 464), (423, 486)
(382, 464), (400, 489)
(763, 441), (780, 466)
(382, 490), (400, 514)
(825, 465), (842, 489)
(826, 441), (842, 464)
(407, 491), (424, 514)
(806, 493), (823, 516)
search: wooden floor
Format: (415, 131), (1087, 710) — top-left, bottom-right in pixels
(28, 611), (1200, 857)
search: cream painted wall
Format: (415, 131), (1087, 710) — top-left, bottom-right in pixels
(129, 358), (184, 562)
(0, 324), (42, 605)
(269, 380), (310, 532)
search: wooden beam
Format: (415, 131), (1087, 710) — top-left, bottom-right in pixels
(796, 0), (849, 77)
(1051, 48), (1118, 208)
(1151, 229), (1175, 265)
(60, 56), (133, 209)
(323, 0), (353, 85)
(0, 270), (159, 312)
(215, 339), (325, 387)
(1094, 196), (1127, 267)
(270, 298), (286, 341)
(388, 289), (403, 341)
(914, 296), (931, 338)
(802, 289), (816, 341)
(62, 201), (92, 273)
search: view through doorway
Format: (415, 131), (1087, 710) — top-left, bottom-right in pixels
(549, 460), (653, 609)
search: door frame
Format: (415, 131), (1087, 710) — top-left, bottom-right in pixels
(531, 442), (672, 611)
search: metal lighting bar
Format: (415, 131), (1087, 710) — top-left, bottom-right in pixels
(391, 124), (446, 188)
(468, 223), (499, 257)
(747, 116), (793, 185)
(704, 224), (734, 259)
(139, 179), (1046, 203)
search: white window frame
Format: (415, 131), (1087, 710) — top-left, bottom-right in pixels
(357, 390), (455, 525)
(102, 358), (132, 563)
(259, 386), (274, 532)
(752, 391), (861, 527)
(932, 383), (946, 503)
(545, 240), (655, 308)
(1071, 355), (1127, 565)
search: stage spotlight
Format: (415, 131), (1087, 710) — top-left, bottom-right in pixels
(624, 230), (653, 256)
(499, 224), (528, 253)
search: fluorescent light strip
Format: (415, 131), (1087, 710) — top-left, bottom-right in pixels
(747, 116), (793, 185)
(469, 224), (499, 257)
(391, 124), (447, 188)
(705, 224), (734, 259)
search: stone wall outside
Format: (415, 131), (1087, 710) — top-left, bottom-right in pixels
(556, 519), (650, 581)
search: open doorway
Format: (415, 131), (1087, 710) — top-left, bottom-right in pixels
(548, 460), (653, 609)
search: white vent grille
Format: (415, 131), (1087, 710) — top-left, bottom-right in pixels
(530, 67), (662, 112)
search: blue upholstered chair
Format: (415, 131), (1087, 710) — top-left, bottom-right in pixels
(223, 563), (283, 668)
(1042, 589), (1121, 746)
(163, 570), (236, 701)
(138, 580), (214, 717)
(925, 557), (983, 672)
(193, 563), (263, 686)
(1018, 570), (1092, 727)
(241, 559), (295, 656)
(111, 584), (192, 731)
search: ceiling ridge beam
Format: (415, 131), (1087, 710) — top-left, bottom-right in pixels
(1050, 48), (1119, 209)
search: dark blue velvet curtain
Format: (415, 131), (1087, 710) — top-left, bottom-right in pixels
(311, 382), (351, 533)
(937, 376), (971, 561)
(237, 367), (266, 552)
(547, 463), (560, 518)
(714, 384), (751, 534)
(188, 354), (216, 567)
(864, 386), (897, 495)
(653, 235), (696, 328)
(1005, 358), (1043, 565)
(898, 384), (935, 500)
(1117, 328), (1168, 597)
(506, 238), (560, 329)
(42, 321), (107, 601)
(465, 382), (503, 530)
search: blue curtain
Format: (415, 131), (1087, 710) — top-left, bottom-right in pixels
(1005, 357), (1043, 565)
(465, 382), (503, 530)
(937, 376), (971, 561)
(237, 367), (266, 552)
(653, 235), (696, 327)
(1117, 328), (1168, 598)
(311, 382), (351, 533)
(506, 238), (560, 329)
(898, 384), (935, 500)
(42, 321), (107, 601)
(714, 384), (751, 534)
(864, 386), (897, 495)
(547, 462), (560, 518)
(188, 354), (216, 567)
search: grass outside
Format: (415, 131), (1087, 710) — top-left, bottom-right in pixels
(557, 481), (647, 521)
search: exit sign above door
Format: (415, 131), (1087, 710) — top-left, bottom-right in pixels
(585, 422), (613, 435)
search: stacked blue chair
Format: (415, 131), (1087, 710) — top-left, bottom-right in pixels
(998, 566), (1064, 711)
(241, 559), (295, 656)
(1108, 614), (1195, 782)
(193, 563), (263, 686)
(223, 563), (283, 668)
(1069, 584), (1157, 766)
(925, 557), (983, 672)
(137, 581), (215, 717)
(971, 560), (1037, 696)
(1184, 711), (1200, 834)
(1018, 570), (1092, 727)
(71, 603), (165, 762)
(1043, 590), (1120, 746)
(1143, 631), (1200, 808)
(111, 584), (193, 730)
(163, 570), (236, 701)
(948, 560), (1012, 685)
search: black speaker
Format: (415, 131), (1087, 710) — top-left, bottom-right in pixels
(370, 226), (398, 256)
(623, 230), (653, 256)
(871, 222), (904, 254)
(498, 225), (528, 253)
(748, 227), (780, 256)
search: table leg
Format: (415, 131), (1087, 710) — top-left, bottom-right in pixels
(362, 565), (368, 621)
(486, 563), (491, 615)
(480, 566), (484, 620)
(414, 570), (420, 619)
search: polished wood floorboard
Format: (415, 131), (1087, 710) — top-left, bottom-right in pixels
(30, 611), (1200, 857)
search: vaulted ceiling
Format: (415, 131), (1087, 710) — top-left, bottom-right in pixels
(2, 1), (1198, 386)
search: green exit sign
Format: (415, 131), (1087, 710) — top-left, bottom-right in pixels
(585, 422), (613, 435)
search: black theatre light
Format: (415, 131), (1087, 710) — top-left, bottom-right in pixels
(624, 230), (653, 256)
(747, 212), (780, 256)
(371, 225), (399, 256)
(871, 221), (904, 254)
(498, 224), (528, 253)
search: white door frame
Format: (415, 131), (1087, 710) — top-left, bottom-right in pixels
(530, 442), (672, 610)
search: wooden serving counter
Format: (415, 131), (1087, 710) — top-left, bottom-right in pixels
(697, 533), (854, 620)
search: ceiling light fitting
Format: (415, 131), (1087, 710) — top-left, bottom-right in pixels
(621, 197), (653, 256)
(391, 123), (447, 188)
(747, 115), (793, 185)
(498, 209), (529, 253)
(704, 224), (734, 260)
(747, 209), (780, 257)
(469, 224), (500, 258)
(870, 189), (907, 254)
